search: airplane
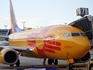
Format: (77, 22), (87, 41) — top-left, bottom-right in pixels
(0, 0), (91, 70)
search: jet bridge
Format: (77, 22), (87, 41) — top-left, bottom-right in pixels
(69, 15), (93, 47)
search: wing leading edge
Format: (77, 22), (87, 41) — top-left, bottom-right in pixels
(0, 46), (32, 54)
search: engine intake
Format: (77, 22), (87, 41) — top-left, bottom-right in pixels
(0, 48), (18, 65)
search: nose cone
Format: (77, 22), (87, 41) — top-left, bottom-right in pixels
(73, 37), (91, 58)
(80, 41), (90, 53)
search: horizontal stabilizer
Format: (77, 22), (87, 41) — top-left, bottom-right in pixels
(0, 35), (8, 38)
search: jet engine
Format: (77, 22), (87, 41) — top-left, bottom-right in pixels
(0, 48), (19, 65)
(74, 52), (90, 63)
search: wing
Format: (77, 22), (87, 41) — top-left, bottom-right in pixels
(0, 45), (33, 55)
(10, 46), (32, 53)
(0, 41), (9, 46)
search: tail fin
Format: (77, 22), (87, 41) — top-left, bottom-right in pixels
(9, 0), (21, 33)
(4, 0), (22, 41)
(0, 0), (21, 41)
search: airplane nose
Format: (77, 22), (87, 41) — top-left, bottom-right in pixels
(81, 42), (90, 52)
(73, 37), (91, 58)
(77, 37), (90, 49)
(81, 39), (90, 50)
(78, 41), (90, 58)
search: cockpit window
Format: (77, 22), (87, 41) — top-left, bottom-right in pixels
(80, 33), (86, 36)
(64, 32), (86, 38)
(72, 33), (80, 36)
(64, 33), (71, 38)
(72, 33), (86, 36)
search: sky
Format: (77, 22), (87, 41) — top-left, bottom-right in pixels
(0, 0), (93, 29)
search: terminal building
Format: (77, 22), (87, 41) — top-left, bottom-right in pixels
(0, 29), (8, 40)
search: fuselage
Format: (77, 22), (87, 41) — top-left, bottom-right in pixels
(9, 25), (91, 60)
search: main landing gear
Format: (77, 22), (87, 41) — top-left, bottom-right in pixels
(67, 64), (73, 70)
(48, 58), (58, 65)
(10, 59), (20, 67)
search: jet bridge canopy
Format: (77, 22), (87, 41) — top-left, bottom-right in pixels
(69, 15), (93, 47)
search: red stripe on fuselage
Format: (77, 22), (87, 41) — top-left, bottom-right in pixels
(27, 26), (62, 57)
(44, 43), (61, 50)
(36, 47), (48, 58)
(44, 48), (55, 53)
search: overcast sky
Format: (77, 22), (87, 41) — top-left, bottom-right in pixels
(0, 0), (93, 29)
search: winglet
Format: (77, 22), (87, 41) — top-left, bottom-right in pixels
(9, 0), (21, 33)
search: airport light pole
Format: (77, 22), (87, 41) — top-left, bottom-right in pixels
(4, 25), (8, 29)
(65, 23), (67, 25)
(22, 21), (26, 29)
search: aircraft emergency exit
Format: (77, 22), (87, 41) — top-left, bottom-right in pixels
(0, 0), (91, 70)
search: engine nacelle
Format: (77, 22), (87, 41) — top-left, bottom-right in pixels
(0, 48), (19, 65)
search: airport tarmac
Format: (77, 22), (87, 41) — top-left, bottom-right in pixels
(0, 50), (93, 70)
(0, 56), (66, 70)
